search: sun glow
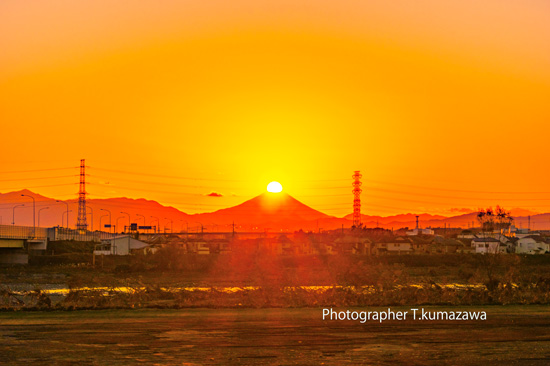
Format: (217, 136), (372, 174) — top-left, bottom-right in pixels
(267, 181), (283, 193)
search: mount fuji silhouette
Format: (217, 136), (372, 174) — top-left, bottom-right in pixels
(3, 189), (549, 231)
(194, 192), (332, 229)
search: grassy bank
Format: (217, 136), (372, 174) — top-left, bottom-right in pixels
(3, 251), (550, 310)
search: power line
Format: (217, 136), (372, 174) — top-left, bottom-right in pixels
(363, 178), (550, 195)
(0, 167), (76, 174)
(0, 183), (77, 191)
(87, 182), (205, 197)
(0, 175), (77, 182)
(363, 186), (550, 202)
(90, 174), (231, 189)
(89, 167), (243, 182)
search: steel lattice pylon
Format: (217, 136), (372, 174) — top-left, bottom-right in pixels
(352, 171), (362, 227)
(76, 159), (88, 231)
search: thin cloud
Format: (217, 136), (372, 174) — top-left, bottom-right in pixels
(450, 208), (475, 214)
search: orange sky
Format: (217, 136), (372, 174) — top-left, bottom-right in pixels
(1, 0), (550, 217)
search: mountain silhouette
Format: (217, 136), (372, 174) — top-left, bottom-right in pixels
(2, 189), (550, 231)
(194, 192), (332, 229)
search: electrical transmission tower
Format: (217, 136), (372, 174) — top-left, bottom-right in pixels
(352, 171), (362, 228)
(76, 159), (88, 231)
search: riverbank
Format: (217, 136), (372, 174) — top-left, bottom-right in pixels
(3, 253), (550, 310)
(1, 306), (549, 365)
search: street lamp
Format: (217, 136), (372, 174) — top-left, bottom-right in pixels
(194, 222), (204, 234)
(99, 214), (108, 232)
(150, 216), (159, 233)
(116, 216), (125, 234)
(12, 204), (24, 225)
(164, 218), (173, 233)
(21, 194), (35, 237)
(56, 200), (69, 229)
(100, 208), (111, 233)
(38, 207), (49, 227)
(62, 210), (73, 229)
(121, 211), (130, 231)
(136, 214), (146, 228)
(86, 206), (94, 231)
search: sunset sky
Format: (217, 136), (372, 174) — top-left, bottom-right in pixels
(1, 0), (550, 217)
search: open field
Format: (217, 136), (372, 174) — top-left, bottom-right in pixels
(1, 306), (550, 365)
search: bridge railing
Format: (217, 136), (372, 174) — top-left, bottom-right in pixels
(48, 227), (116, 242)
(0, 225), (117, 242)
(0, 225), (47, 239)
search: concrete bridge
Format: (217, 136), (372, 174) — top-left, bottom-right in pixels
(0, 225), (48, 264)
(0, 225), (280, 264)
(0, 225), (113, 264)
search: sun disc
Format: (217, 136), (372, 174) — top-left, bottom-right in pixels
(267, 181), (283, 193)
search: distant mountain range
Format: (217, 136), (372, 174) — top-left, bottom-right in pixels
(1, 189), (548, 231)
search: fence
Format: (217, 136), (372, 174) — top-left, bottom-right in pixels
(48, 227), (116, 242)
(0, 225), (47, 239)
(0, 225), (115, 242)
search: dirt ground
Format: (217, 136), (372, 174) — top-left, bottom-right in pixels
(1, 306), (550, 365)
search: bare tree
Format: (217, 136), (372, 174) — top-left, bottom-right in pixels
(476, 206), (514, 290)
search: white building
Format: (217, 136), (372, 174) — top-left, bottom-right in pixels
(458, 230), (476, 239)
(516, 236), (550, 254)
(94, 235), (150, 256)
(472, 238), (502, 254)
(406, 228), (435, 236)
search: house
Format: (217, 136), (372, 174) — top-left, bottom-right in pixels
(94, 235), (150, 256)
(406, 228), (435, 236)
(433, 237), (465, 254)
(516, 235), (550, 254)
(409, 236), (436, 253)
(374, 237), (413, 255)
(255, 235), (299, 255)
(457, 230), (477, 239)
(471, 237), (502, 254)
(333, 235), (372, 254)
(181, 239), (209, 254)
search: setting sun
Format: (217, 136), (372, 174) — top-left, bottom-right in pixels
(267, 181), (283, 193)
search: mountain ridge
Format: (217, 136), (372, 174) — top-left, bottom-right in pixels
(1, 189), (549, 231)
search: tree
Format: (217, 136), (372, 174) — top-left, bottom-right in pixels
(477, 206), (513, 234)
(476, 206), (515, 290)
